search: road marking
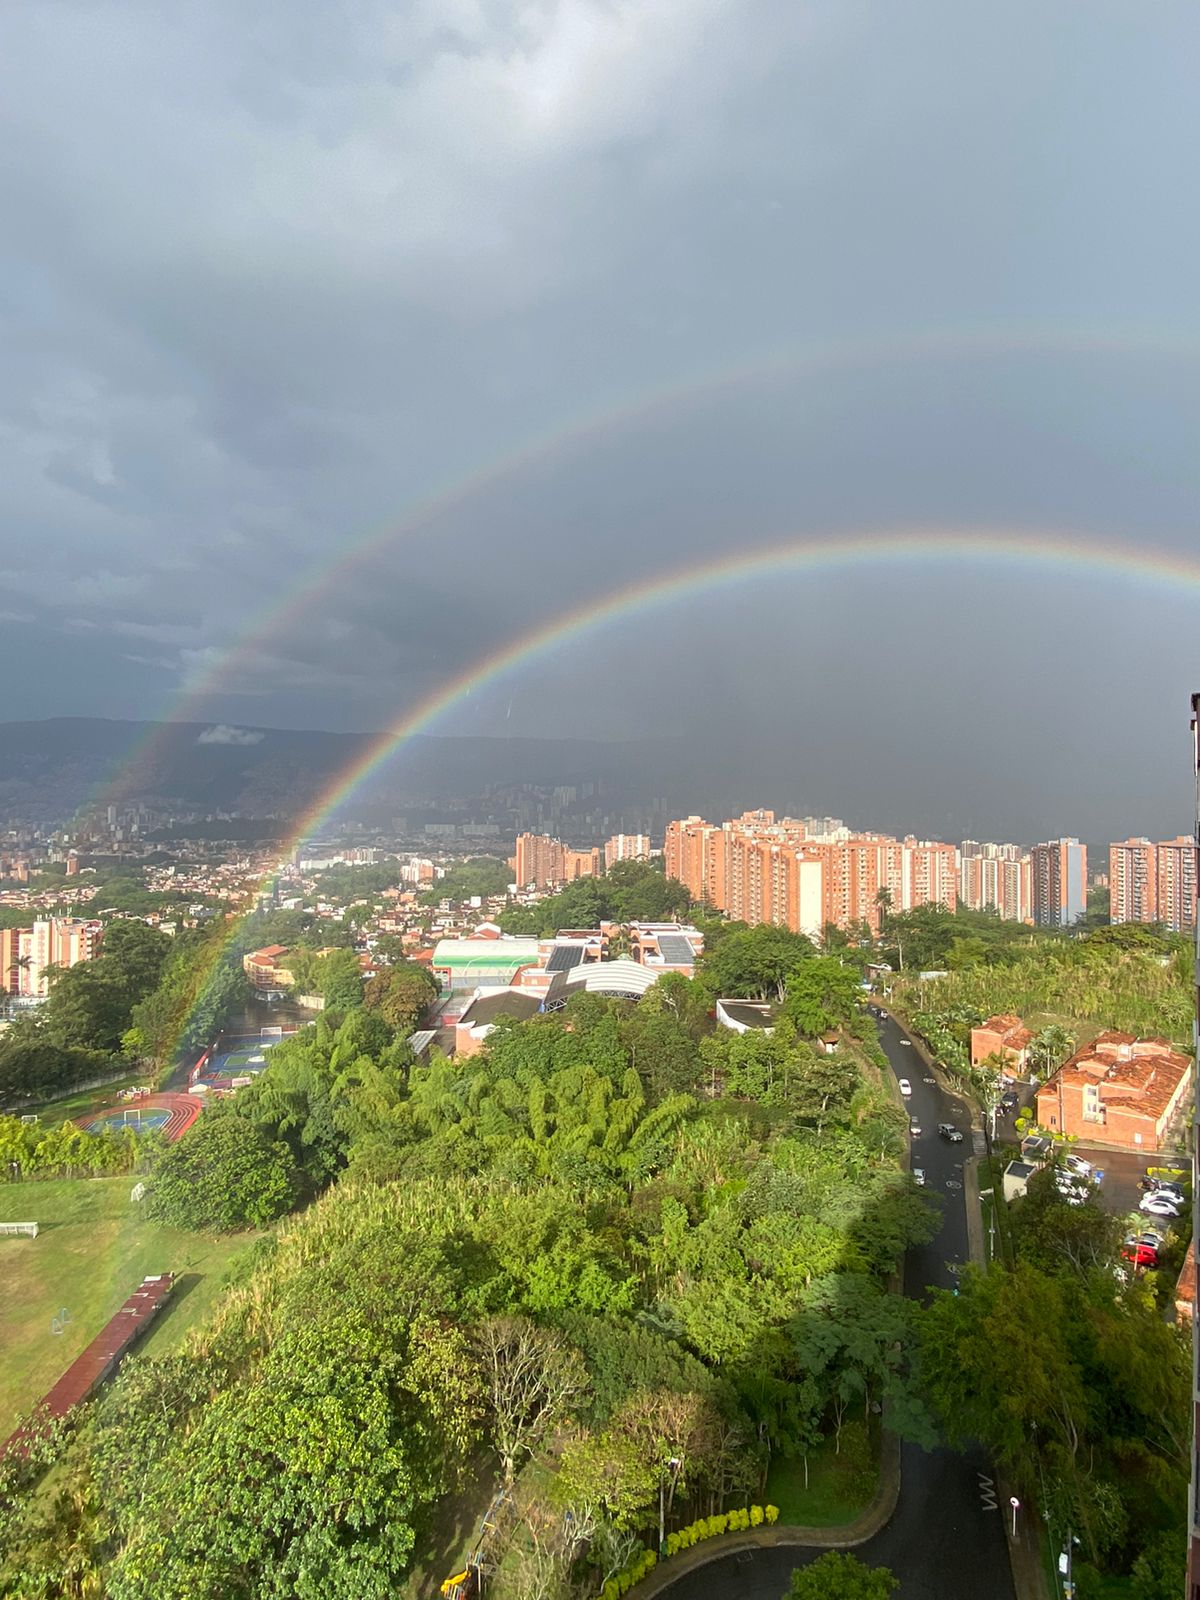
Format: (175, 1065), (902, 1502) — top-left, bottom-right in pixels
(978, 1473), (998, 1511)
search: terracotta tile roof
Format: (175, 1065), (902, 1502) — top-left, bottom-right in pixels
(1043, 1032), (1191, 1120)
(981, 1014), (1034, 1050)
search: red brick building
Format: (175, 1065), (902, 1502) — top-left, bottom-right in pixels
(970, 1014), (1034, 1072)
(1034, 1032), (1191, 1152)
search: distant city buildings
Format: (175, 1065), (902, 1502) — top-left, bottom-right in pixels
(958, 841), (1033, 923)
(513, 833), (600, 890)
(604, 833), (651, 871)
(664, 811), (955, 938)
(1029, 838), (1087, 928)
(1109, 836), (1196, 932)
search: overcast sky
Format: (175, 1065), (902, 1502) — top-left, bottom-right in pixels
(1, 0), (1196, 839)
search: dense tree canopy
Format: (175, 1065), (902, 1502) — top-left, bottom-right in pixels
(785, 1552), (898, 1599)
(3, 940), (938, 1599)
(147, 1112), (298, 1230)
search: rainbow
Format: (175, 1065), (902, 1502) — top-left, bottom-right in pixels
(87, 324), (1187, 811)
(168, 523), (1200, 1055)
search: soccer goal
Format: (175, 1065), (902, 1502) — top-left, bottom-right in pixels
(260, 1025), (284, 1042)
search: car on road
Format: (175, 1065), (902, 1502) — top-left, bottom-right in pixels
(912, 1168), (926, 1186)
(1000, 1091), (1020, 1113)
(937, 1123), (964, 1143)
(897, 1079), (912, 1096)
(1064, 1153), (1092, 1178)
(1141, 1192), (1185, 1219)
(909, 1119), (922, 1136)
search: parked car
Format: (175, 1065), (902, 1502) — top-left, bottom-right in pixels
(899, 1039), (912, 1047)
(898, 1079), (912, 1097)
(1122, 1237), (1160, 1269)
(912, 1168), (926, 1186)
(1055, 1173), (1090, 1205)
(1150, 1180), (1186, 1201)
(937, 1123), (964, 1143)
(909, 1119), (922, 1136)
(1000, 1092), (1020, 1113)
(1140, 1192), (1185, 1219)
(1064, 1153), (1092, 1177)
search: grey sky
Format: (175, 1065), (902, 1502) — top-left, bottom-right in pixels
(0, 0), (1196, 840)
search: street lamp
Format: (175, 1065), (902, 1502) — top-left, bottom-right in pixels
(1009, 1496), (1020, 1538)
(659, 1458), (682, 1550)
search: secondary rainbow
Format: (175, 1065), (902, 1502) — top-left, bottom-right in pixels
(88, 325), (1186, 812)
(167, 523), (1200, 1056)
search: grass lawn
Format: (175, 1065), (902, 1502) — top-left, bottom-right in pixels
(764, 1431), (877, 1528)
(24, 1072), (151, 1127)
(0, 1175), (260, 1439)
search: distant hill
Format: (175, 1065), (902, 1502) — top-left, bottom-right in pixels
(0, 717), (700, 828)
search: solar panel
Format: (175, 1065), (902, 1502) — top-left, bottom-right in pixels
(656, 935), (695, 964)
(545, 945), (585, 972)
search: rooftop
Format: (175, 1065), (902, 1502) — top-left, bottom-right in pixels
(1039, 1032), (1192, 1121)
(458, 990), (544, 1028)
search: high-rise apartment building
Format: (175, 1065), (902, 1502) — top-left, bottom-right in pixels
(1, 918), (102, 999)
(1029, 838), (1087, 928)
(1108, 838), (1158, 925)
(604, 833), (651, 871)
(1155, 837), (1196, 933)
(664, 816), (727, 909)
(514, 833), (599, 889)
(1106, 836), (1196, 931)
(959, 841), (1033, 922)
(665, 813), (957, 938)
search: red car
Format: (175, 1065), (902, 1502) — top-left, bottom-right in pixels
(1121, 1234), (1161, 1270)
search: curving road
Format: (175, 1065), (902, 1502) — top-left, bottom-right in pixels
(657, 1012), (1017, 1600)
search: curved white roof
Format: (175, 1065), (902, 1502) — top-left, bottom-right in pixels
(562, 959), (660, 997)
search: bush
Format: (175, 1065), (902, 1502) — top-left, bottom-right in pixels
(765, 1504), (780, 1524)
(147, 1112), (297, 1231)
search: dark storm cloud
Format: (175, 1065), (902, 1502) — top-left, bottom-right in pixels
(0, 0), (1196, 836)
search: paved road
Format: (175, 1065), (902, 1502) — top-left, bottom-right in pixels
(657, 1013), (1017, 1600)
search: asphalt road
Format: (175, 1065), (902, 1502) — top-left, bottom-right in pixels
(657, 1013), (1017, 1600)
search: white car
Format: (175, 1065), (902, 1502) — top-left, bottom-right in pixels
(1140, 1192), (1184, 1219)
(909, 1119), (922, 1136)
(899, 1039), (912, 1047)
(898, 1079), (912, 1097)
(1064, 1153), (1092, 1178)
(912, 1168), (926, 1186)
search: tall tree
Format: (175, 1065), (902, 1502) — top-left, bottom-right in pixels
(474, 1316), (588, 1484)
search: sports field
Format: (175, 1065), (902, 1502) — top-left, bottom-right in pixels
(0, 1176), (260, 1440)
(195, 1030), (289, 1090)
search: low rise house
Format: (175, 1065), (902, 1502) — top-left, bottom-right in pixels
(970, 1013), (1034, 1072)
(629, 922), (704, 976)
(1035, 1032), (1192, 1152)
(454, 989), (544, 1057)
(242, 945), (296, 990)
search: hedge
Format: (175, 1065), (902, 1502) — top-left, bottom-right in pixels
(600, 1505), (781, 1593)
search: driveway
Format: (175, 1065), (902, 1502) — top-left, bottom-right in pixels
(656, 1015), (1016, 1600)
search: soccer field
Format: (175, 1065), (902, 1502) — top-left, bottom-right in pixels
(0, 1177), (260, 1439)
